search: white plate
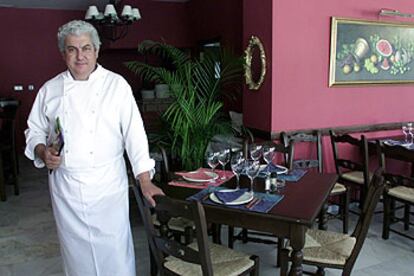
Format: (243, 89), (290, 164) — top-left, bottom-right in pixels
(182, 171), (219, 182)
(209, 189), (254, 205)
(259, 164), (288, 175)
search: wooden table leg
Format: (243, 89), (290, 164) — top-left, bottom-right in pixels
(0, 152), (6, 201)
(288, 226), (306, 276)
(318, 202), (328, 230)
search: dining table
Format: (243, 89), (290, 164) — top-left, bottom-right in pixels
(164, 171), (338, 276)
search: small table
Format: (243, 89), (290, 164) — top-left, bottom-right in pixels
(165, 172), (337, 275)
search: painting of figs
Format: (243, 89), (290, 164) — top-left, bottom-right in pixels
(329, 17), (414, 86)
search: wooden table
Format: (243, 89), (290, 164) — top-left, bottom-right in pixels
(165, 172), (338, 275)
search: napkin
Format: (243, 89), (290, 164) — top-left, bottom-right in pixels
(277, 169), (307, 182)
(214, 188), (248, 204)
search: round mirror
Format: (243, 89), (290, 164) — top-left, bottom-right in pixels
(244, 35), (266, 90)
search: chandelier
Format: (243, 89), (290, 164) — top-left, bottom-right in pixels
(85, 1), (141, 42)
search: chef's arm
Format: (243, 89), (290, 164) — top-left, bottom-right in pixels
(137, 171), (164, 207)
(35, 144), (61, 170)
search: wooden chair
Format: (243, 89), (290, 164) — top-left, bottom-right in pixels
(329, 130), (371, 232)
(280, 168), (385, 276)
(282, 131), (349, 234)
(132, 181), (260, 276)
(227, 140), (293, 267)
(0, 105), (19, 201)
(377, 140), (414, 240)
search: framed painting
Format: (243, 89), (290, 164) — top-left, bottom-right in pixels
(329, 17), (414, 86)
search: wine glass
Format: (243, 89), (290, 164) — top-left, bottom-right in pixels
(249, 144), (263, 162)
(402, 124), (409, 143)
(206, 151), (219, 182)
(262, 145), (275, 178)
(245, 160), (260, 194)
(218, 149), (230, 180)
(408, 123), (413, 144)
(230, 152), (245, 189)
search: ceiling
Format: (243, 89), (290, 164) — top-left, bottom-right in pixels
(0, 0), (189, 10)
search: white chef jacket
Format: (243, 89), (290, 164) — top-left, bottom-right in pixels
(25, 65), (154, 276)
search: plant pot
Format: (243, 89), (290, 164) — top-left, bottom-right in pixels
(141, 89), (155, 100)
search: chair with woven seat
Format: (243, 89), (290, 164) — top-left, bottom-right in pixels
(377, 140), (414, 240)
(281, 130), (349, 233)
(133, 181), (260, 276)
(280, 168), (385, 276)
(330, 130), (371, 231)
(0, 105), (19, 201)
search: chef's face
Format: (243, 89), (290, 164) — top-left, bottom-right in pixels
(62, 34), (98, 80)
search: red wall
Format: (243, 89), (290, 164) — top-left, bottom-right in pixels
(0, 1), (193, 152)
(243, 0), (414, 133)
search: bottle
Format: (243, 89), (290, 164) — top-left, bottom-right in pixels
(270, 172), (277, 188)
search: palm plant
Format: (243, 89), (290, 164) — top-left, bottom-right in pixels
(125, 40), (243, 170)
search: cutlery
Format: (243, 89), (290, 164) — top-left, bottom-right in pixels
(248, 198), (262, 210)
(246, 197), (258, 209)
(202, 193), (210, 201)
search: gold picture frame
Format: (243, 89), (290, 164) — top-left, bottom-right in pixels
(245, 35), (267, 90)
(329, 17), (414, 87)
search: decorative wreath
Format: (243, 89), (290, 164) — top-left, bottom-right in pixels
(244, 35), (267, 90)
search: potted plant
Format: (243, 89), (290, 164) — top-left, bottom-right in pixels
(125, 40), (243, 171)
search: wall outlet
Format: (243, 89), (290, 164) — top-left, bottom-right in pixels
(13, 85), (23, 91)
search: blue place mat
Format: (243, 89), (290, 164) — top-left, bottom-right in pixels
(257, 163), (288, 178)
(383, 139), (414, 150)
(277, 169), (308, 182)
(187, 187), (284, 213)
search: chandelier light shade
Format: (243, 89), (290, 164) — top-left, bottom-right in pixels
(85, 1), (141, 42)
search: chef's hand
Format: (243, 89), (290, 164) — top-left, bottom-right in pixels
(35, 144), (62, 170)
(138, 172), (164, 207)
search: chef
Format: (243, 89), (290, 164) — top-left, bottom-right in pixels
(24, 20), (163, 276)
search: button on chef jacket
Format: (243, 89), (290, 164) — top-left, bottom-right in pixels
(24, 65), (155, 276)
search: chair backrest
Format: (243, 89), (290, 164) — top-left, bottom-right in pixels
(132, 181), (214, 275)
(256, 140), (294, 170)
(345, 167), (384, 273)
(281, 130), (322, 172)
(329, 130), (370, 182)
(376, 140), (414, 188)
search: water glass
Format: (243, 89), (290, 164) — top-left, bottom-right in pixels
(245, 160), (260, 193)
(206, 151), (219, 179)
(408, 123), (413, 144)
(230, 152), (245, 189)
(249, 144), (263, 161)
(402, 124), (409, 143)
(218, 149), (230, 179)
(262, 145), (275, 177)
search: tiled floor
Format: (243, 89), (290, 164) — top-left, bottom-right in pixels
(0, 157), (413, 275)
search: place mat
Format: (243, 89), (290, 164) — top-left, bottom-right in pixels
(169, 169), (234, 189)
(187, 187), (284, 213)
(277, 169), (307, 182)
(382, 139), (414, 150)
(257, 163), (289, 178)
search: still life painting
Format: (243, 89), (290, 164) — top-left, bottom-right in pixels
(329, 17), (414, 86)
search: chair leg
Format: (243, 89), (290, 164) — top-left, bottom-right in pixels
(404, 204), (410, 231)
(228, 226), (234, 249)
(342, 189), (350, 234)
(11, 150), (19, 195)
(276, 238), (285, 267)
(316, 266), (326, 275)
(149, 243), (158, 276)
(0, 154), (6, 201)
(241, 228), (248, 243)
(382, 193), (390, 240)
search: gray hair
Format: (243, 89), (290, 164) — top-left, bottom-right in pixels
(57, 20), (101, 53)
